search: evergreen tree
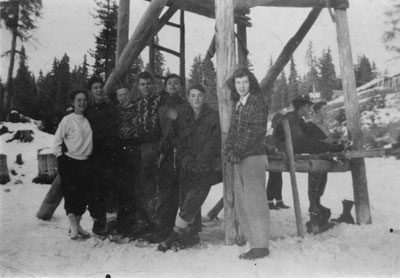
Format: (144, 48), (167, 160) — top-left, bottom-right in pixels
(288, 57), (299, 103)
(304, 41), (319, 93)
(318, 48), (336, 101)
(56, 54), (72, 112)
(145, 36), (165, 90)
(201, 57), (218, 110)
(383, 1), (400, 54)
(189, 55), (203, 84)
(12, 46), (38, 118)
(71, 54), (90, 91)
(275, 71), (289, 109)
(91, 0), (118, 79)
(355, 55), (375, 87)
(0, 0), (42, 120)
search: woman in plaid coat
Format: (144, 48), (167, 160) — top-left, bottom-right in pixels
(225, 67), (270, 260)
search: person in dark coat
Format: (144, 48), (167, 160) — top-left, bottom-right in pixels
(265, 112), (290, 210)
(85, 76), (120, 238)
(225, 68), (270, 260)
(128, 72), (167, 238)
(158, 84), (222, 252)
(142, 74), (190, 243)
(114, 87), (141, 236)
(273, 96), (344, 234)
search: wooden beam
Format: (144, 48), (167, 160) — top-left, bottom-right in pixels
(116, 0), (130, 63)
(237, 24), (248, 68)
(104, 0), (169, 93)
(283, 119), (304, 237)
(169, 0), (252, 27)
(205, 35), (216, 59)
(260, 7), (322, 95)
(238, 0), (349, 9)
(149, 37), (155, 76)
(267, 159), (351, 172)
(215, 0), (239, 246)
(179, 10), (186, 91)
(165, 21), (180, 28)
(334, 8), (371, 225)
(153, 44), (180, 57)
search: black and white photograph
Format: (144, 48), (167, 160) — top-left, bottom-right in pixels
(0, 0), (399, 277)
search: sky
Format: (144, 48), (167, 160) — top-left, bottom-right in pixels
(0, 0), (399, 83)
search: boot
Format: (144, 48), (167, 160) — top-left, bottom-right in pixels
(275, 200), (290, 209)
(239, 248), (269, 260)
(306, 205), (334, 235)
(92, 217), (107, 238)
(68, 214), (79, 240)
(331, 200), (355, 224)
(267, 201), (278, 210)
(76, 215), (90, 238)
(157, 226), (187, 252)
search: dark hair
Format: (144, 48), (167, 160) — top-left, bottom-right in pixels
(226, 67), (261, 102)
(164, 73), (182, 85)
(138, 71), (154, 81)
(271, 112), (284, 129)
(187, 83), (206, 95)
(313, 101), (327, 112)
(293, 101), (312, 111)
(69, 90), (88, 102)
(87, 76), (104, 91)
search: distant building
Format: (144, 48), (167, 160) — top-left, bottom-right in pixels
(309, 92), (321, 102)
(357, 72), (400, 93)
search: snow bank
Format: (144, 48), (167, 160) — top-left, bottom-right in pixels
(1, 123), (400, 277)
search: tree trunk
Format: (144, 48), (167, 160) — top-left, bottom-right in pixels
(3, 4), (19, 120)
(0, 154), (10, 185)
(36, 175), (63, 220)
(33, 151), (58, 184)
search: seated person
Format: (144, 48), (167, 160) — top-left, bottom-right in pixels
(273, 95), (344, 234)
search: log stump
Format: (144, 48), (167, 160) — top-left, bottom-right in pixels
(6, 130), (34, 143)
(0, 154), (11, 185)
(33, 149), (58, 184)
(36, 175), (63, 220)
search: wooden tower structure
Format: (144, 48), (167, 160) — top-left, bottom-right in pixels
(106, 0), (372, 245)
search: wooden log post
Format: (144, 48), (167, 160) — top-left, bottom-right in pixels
(236, 23), (248, 68)
(215, 0), (240, 245)
(36, 175), (63, 220)
(179, 10), (186, 91)
(282, 119), (304, 237)
(149, 37), (156, 76)
(116, 0), (130, 63)
(104, 0), (169, 94)
(207, 197), (224, 220)
(260, 7), (322, 95)
(0, 154), (10, 185)
(334, 6), (371, 224)
(34, 150), (58, 184)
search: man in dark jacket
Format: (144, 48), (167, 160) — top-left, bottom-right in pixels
(85, 76), (120, 237)
(158, 84), (222, 252)
(142, 74), (189, 243)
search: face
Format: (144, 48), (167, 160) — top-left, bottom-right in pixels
(116, 88), (130, 107)
(299, 104), (312, 117)
(90, 82), (105, 103)
(315, 105), (328, 120)
(166, 77), (182, 95)
(138, 78), (154, 98)
(73, 93), (88, 114)
(188, 89), (205, 111)
(234, 76), (250, 98)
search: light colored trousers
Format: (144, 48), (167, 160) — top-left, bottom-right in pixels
(233, 155), (270, 248)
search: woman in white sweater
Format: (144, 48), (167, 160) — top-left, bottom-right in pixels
(53, 90), (93, 239)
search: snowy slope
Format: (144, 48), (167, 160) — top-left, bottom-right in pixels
(0, 122), (400, 278)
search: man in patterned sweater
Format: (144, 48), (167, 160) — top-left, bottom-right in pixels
(128, 72), (167, 238)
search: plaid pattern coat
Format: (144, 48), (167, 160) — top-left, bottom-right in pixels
(226, 94), (268, 158)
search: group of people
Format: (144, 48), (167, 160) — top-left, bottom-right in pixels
(53, 66), (346, 260)
(53, 71), (222, 251)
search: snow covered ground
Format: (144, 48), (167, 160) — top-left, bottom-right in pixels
(1, 122), (400, 278)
